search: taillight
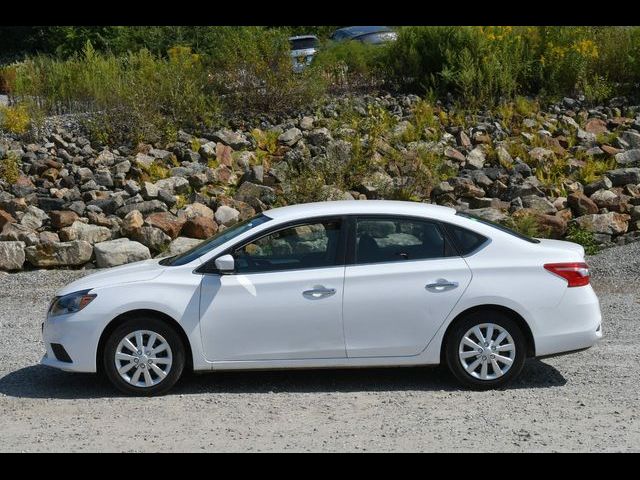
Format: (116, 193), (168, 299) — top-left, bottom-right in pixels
(544, 262), (590, 287)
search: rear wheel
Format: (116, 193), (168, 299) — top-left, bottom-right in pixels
(445, 310), (526, 390)
(103, 316), (185, 396)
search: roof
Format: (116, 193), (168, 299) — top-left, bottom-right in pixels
(288, 35), (319, 41)
(332, 26), (392, 38)
(263, 200), (456, 222)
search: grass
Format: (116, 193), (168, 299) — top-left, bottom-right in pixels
(0, 105), (30, 134)
(0, 152), (21, 184)
(565, 223), (600, 255)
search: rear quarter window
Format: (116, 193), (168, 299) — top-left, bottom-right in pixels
(442, 223), (489, 256)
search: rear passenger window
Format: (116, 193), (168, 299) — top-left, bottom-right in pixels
(443, 223), (488, 256)
(354, 218), (451, 265)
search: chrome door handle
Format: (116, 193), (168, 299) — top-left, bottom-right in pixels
(302, 286), (336, 300)
(425, 279), (459, 292)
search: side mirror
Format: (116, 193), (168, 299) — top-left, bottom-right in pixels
(214, 254), (235, 274)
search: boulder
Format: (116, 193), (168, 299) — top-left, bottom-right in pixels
(204, 128), (252, 150)
(0, 223), (39, 246)
(278, 128), (303, 147)
(0, 210), (16, 230)
(132, 226), (171, 253)
(94, 238), (151, 268)
(606, 168), (640, 187)
(0, 241), (25, 271)
(121, 210), (144, 235)
(567, 192), (598, 216)
(521, 195), (557, 215)
(25, 240), (93, 267)
(162, 237), (203, 257)
(116, 200), (167, 218)
(154, 176), (190, 195)
(182, 216), (218, 239)
(214, 205), (240, 227)
(573, 212), (629, 235)
(60, 221), (111, 245)
(615, 149), (640, 167)
(145, 212), (185, 240)
(620, 130), (640, 149)
(177, 202), (214, 221)
(50, 210), (79, 229)
(465, 147), (486, 170)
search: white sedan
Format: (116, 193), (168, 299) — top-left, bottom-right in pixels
(41, 200), (602, 395)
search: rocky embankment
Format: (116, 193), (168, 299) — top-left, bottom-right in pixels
(2, 93), (640, 271)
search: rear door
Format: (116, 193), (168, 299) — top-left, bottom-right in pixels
(342, 216), (472, 358)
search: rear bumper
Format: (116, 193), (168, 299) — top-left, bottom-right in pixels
(532, 285), (603, 357)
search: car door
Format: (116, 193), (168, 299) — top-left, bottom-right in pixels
(343, 216), (472, 358)
(199, 217), (347, 361)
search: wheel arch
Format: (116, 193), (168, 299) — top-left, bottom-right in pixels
(96, 309), (194, 374)
(440, 304), (536, 362)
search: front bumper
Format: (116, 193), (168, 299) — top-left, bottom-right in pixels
(41, 309), (103, 373)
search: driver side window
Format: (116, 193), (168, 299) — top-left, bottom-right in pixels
(234, 219), (342, 274)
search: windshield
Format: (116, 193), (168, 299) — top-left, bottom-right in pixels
(290, 38), (319, 50)
(160, 214), (272, 266)
(456, 211), (541, 244)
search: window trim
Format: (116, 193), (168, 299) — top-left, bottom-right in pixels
(196, 215), (348, 275)
(345, 214), (459, 267)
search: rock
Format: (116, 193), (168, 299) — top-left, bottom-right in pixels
(94, 238), (151, 268)
(528, 147), (555, 163)
(0, 241), (25, 271)
(214, 205), (240, 227)
(465, 207), (509, 223)
(234, 182), (276, 207)
(0, 223), (39, 246)
(0, 210), (16, 230)
(141, 182), (159, 199)
(204, 128), (252, 150)
(50, 210), (79, 229)
(144, 212), (185, 240)
(216, 143), (233, 167)
(278, 128), (303, 147)
(60, 221), (112, 245)
(590, 189), (621, 210)
(584, 176), (613, 196)
(466, 147), (486, 169)
(178, 202), (214, 221)
(585, 118), (608, 135)
(444, 147), (466, 163)
(620, 130), (640, 149)
(154, 176), (190, 195)
(615, 149), (640, 167)
(121, 210), (144, 235)
(132, 226), (171, 253)
(162, 237), (203, 257)
(534, 213), (567, 238)
(521, 195), (557, 215)
(116, 200), (167, 218)
(308, 128), (332, 147)
(20, 206), (48, 230)
(573, 212), (629, 235)
(606, 168), (640, 187)
(134, 152), (155, 169)
(300, 116), (315, 130)
(182, 216), (218, 239)
(39, 231), (60, 244)
(25, 240), (93, 267)
(567, 192), (599, 216)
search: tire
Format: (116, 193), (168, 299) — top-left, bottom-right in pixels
(103, 316), (186, 396)
(445, 310), (527, 390)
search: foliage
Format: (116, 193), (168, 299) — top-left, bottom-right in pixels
(0, 104), (30, 134)
(0, 152), (21, 184)
(565, 223), (600, 255)
(504, 212), (549, 238)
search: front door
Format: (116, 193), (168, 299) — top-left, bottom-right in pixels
(199, 218), (347, 361)
(343, 216), (472, 357)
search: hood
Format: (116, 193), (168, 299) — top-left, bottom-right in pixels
(57, 259), (166, 296)
(536, 238), (585, 259)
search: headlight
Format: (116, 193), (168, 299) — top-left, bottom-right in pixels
(48, 290), (97, 317)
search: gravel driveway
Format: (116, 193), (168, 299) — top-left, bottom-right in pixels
(1, 245), (639, 452)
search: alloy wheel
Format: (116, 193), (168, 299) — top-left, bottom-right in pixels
(114, 330), (173, 388)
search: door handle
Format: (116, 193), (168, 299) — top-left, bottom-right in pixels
(425, 279), (459, 292)
(302, 286), (337, 300)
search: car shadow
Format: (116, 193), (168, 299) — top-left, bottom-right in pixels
(0, 359), (566, 400)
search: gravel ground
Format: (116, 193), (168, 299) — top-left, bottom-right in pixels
(0, 246), (639, 452)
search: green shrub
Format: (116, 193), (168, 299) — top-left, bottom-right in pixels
(0, 152), (21, 184)
(206, 27), (325, 117)
(0, 104), (30, 134)
(565, 223), (600, 255)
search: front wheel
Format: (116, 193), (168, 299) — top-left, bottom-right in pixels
(445, 311), (527, 390)
(103, 316), (186, 396)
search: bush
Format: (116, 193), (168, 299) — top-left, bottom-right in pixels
(565, 224), (600, 255)
(11, 42), (219, 144)
(206, 27), (325, 118)
(0, 104), (30, 134)
(0, 152), (21, 184)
